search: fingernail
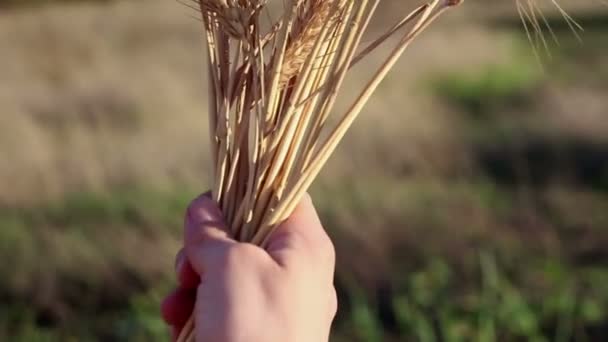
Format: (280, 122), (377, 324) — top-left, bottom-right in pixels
(186, 195), (223, 226)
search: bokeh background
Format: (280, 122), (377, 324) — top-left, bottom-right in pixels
(1, 0), (607, 341)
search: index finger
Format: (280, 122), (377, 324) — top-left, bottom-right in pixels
(184, 193), (236, 275)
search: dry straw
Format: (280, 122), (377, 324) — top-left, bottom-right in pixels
(176, 0), (463, 340)
(175, 0), (581, 340)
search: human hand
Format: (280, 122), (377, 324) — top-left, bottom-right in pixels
(161, 193), (337, 342)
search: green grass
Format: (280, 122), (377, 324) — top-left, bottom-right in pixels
(1, 180), (608, 341)
(432, 58), (542, 119)
(0, 187), (197, 232)
(0, 187), (197, 341)
(318, 177), (608, 341)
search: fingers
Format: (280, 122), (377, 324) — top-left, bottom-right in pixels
(161, 287), (196, 327)
(266, 194), (335, 269)
(162, 193), (230, 329)
(175, 249), (200, 289)
(184, 193), (236, 275)
(170, 326), (179, 342)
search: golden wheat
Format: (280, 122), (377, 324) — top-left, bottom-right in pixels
(175, 0), (463, 341)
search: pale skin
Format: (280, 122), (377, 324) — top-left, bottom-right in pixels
(161, 193), (337, 342)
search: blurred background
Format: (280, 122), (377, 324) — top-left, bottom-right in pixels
(1, 0), (607, 341)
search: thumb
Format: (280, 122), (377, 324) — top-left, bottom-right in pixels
(184, 194), (236, 275)
(265, 194), (335, 269)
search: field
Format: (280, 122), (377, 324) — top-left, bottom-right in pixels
(1, 0), (607, 341)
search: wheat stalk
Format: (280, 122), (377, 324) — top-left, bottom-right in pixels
(175, 0), (463, 340)
(176, 0), (587, 340)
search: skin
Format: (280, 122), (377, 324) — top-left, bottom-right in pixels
(161, 193), (337, 342)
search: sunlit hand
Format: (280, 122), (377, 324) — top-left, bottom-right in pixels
(161, 193), (337, 342)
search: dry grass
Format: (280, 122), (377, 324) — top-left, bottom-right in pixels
(0, 0), (490, 206)
(1, 0), (603, 206)
(0, 0), (211, 205)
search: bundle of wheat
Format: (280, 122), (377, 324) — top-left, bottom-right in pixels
(197, 0), (463, 245)
(174, 0), (464, 340)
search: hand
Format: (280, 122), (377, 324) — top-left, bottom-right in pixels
(161, 193), (337, 342)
